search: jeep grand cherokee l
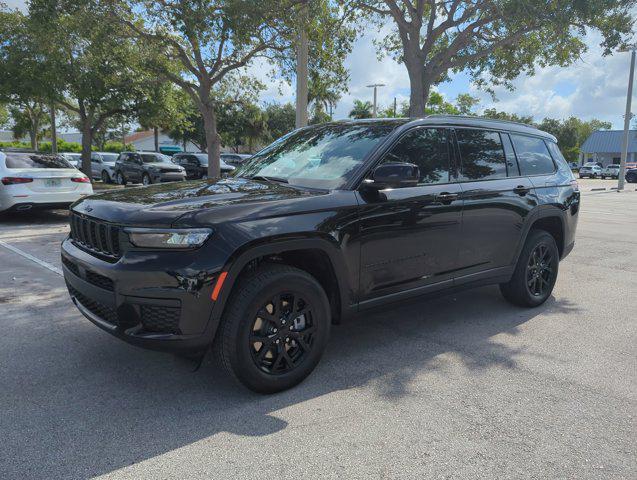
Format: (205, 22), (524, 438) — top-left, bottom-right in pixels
(62, 116), (580, 393)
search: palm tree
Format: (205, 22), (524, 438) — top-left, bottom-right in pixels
(308, 72), (340, 121)
(349, 99), (373, 119)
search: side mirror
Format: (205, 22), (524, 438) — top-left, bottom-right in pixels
(365, 162), (419, 190)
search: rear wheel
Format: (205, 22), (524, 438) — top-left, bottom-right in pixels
(214, 264), (331, 393)
(500, 230), (559, 307)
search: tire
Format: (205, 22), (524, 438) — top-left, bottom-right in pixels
(214, 264), (331, 393)
(500, 229), (559, 308)
(101, 170), (110, 183)
(142, 173), (152, 186)
(116, 171), (126, 186)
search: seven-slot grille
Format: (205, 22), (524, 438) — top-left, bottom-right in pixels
(69, 212), (121, 259)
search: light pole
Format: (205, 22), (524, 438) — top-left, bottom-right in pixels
(618, 46), (636, 191)
(366, 83), (385, 118)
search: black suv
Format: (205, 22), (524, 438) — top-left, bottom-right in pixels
(61, 117), (580, 393)
(172, 152), (235, 180)
(114, 151), (186, 186)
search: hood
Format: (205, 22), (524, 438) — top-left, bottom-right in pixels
(147, 162), (183, 169)
(71, 177), (325, 227)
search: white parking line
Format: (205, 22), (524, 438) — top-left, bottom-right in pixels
(0, 240), (63, 276)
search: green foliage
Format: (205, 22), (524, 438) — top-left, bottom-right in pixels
(265, 103), (296, 141)
(349, 0), (635, 115)
(349, 100), (373, 119)
(481, 108), (535, 125)
(537, 117), (612, 162)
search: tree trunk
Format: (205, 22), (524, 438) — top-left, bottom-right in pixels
(295, 0), (309, 128)
(405, 60), (430, 118)
(81, 122), (93, 179)
(200, 103), (221, 179)
(50, 104), (57, 154)
(29, 130), (37, 151)
(153, 126), (159, 152)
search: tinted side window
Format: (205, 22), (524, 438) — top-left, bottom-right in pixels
(511, 134), (556, 175)
(546, 141), (568, 168)
(382, 128), (450, 185)
(456, 129), (507, 181)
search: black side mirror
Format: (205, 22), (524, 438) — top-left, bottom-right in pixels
(365, 162), (419, 190)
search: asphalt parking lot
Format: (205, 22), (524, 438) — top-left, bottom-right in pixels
(1, 179), (635, 479)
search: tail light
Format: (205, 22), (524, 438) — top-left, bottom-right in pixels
(570, 179), (579, 191)
(71, 177), (91, 183)
(1, 177), (33, 185)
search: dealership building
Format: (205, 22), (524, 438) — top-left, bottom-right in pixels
(580, 129), (637, 166)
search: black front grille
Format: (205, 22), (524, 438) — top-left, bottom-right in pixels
(67, 284), (118, 325)
(61, 256), (80, 276)
(140, 305), (181, 334)
(85, 269), (115, 291)
(69, 213), (121, 260)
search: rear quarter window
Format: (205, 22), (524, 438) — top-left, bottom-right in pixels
(511, 135), (556, 176)
(5, 153), (72, 169)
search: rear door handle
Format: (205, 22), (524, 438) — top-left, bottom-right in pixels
(436, 192), (459, 204)
(513, 185), (531, 196)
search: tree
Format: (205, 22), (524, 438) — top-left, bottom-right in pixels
(482, 108), (534, 125)
(349, 99), (373, 119)
(119, 0), (299, 179)
(265, 103), (296, 141)
(137, 81), (189, 152)
(0, 8), (58, 151)
(0, 104), (8, 128)
(9, 103), (50, 149)
(27, 1), (155, 177)
(455, 94), (480, 115)
(538, 116), (611, 163)
(349, 1), (635, 117)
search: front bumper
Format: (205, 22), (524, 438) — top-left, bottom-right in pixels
(152, 172), (186, 183)
(61, 237), (225, 352)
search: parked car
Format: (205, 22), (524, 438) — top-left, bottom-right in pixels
(579, 164), (602, 178)
(173, 152), (235, 179)
(113, 151), (186, 186)
(601, 164), (621, 179)
(90, 152), (119, 183)
(61, 153), (82, 169)
(626, 168), (637, 183)
(0, 150), (92, 213)
(220, 153), (252, 166)
(61, 117), (579, 393)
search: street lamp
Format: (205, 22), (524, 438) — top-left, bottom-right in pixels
(366, 83), (386, 118)
(618, 45), (636, 191)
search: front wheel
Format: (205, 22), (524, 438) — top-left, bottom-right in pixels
(101, 170), (110, 183)
(214, 264), (331, 393)
(500, 230), (559, 307)
(142, 173), (152, 186)
(116, 172), (126, 185)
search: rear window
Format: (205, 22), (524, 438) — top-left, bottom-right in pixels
(511, 135), (555, 176)
(456, 129), (507, 180)
(5, 153), (72, 169)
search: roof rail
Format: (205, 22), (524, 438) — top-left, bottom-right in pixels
(424, 114), (539, 130)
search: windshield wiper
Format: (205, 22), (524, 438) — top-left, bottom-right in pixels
(250, 175), (288, 184)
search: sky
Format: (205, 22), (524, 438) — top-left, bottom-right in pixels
(5, 0), (636, 129)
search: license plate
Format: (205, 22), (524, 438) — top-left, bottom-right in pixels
(45, 178), (61, 188)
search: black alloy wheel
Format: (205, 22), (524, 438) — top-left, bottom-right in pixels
(526, 243), (555, 297)
(249, 292), (316, 375)
(214, 264), (331, 393)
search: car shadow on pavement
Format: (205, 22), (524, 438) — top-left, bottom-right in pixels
(1, 284), (580, 478)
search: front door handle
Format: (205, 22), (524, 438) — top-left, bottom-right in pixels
(513, 185), (531, 196)
(436, 192), (459, 204)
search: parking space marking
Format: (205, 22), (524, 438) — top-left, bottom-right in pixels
(0, 240), (63, 276)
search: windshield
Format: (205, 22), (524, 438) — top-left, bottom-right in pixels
(101, 153), (118, 163)
(5, 153), (73, 169)
(234, 124), (396, 189)
(194, 154), (209, 165)
(141, 153), (171, 163)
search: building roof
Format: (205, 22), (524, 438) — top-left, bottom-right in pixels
(580, 130), (637, 154)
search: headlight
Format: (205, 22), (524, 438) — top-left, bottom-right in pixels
(125, 228), (213, 249)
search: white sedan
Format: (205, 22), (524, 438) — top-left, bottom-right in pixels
(0, 150), (93, 213)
